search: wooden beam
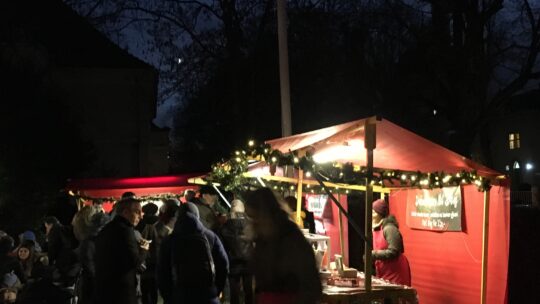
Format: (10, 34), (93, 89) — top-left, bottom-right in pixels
(296, 169), (304, 226)
(364, 118), (376, 292)
(481, 189), (491, 304)
(242, 172), (391, 193)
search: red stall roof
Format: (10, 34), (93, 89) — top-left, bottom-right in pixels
(66, 173), (203, 200)
(67, 174), (202, 190)
(266, 117), (501, 177)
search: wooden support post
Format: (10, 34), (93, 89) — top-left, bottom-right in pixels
(296, 169), (304, 226)
(364, 119), (376, 292)
(481, 189), (491, 304)
(338, 194), (345, 259)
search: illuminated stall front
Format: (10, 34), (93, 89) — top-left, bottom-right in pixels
(207, 116), (509, 304)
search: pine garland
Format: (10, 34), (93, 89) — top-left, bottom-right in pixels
(208, 140), (492, 193)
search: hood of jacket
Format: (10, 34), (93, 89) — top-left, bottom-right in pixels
(382, 214), (399, 229)
(172, 212), (205, 235)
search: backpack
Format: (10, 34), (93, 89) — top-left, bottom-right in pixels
(171, 233), (215, 288)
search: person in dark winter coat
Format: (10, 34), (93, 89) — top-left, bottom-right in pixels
(94, 198), (149, 304)
(157, 202), (229, 304)
(16, 240), (47, 282)
(219, 199), (254, 304)
(153, 200), (179, 262)
(72, 206), (110, 304)
(371, 199), (411, 286)
(0, 234), (25, 286)
(43, 216), (79, 285)
(136, 203), (160, 304)
(193, 186), (220, 231)
(245, 188), (321, 304)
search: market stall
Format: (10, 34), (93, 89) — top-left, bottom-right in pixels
(208, 116), (509, 304)
(66, 173), (201, 211)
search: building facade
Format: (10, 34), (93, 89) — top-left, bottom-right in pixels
(490, 90), (540, 196)
(4, 0), (170, 177)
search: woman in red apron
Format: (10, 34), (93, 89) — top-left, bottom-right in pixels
(372, 199), (411, 286)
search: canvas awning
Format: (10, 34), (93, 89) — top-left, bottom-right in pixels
(259, 117), (508, 304)
(266, 117), (501, 177)
(66, 173), (202, 199)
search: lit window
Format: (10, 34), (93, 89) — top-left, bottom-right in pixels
(509, 133), (520, 150)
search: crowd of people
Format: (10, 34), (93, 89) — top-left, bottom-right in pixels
(0, 186), (323, 304)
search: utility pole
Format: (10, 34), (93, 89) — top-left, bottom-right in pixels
(277, 0), (292, 137)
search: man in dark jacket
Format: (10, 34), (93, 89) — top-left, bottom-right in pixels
(193, 186), (220, 230)
(95, 197), (149, 304)
(44, 216), (79, 285)
(157, 202), (229, 304)
(136, 203), (160, 304)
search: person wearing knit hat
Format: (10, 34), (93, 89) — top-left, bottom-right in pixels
(371, 198), (411, 286)
(372, 199), (389, 219)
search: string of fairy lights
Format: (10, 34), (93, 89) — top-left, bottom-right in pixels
(68, 191), (183, 203)
(208, 140), (493, 193)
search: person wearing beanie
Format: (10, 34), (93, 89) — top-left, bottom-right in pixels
(371, 198), (411, 286)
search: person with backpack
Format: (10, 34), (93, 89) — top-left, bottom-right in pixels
(157, 202), (229, 304)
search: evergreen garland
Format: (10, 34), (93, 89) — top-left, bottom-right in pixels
(208, 140), (493, 193)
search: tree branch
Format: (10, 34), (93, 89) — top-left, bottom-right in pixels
(122, 5), (222, 59)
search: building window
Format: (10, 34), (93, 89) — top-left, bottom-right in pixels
(509, 133), (520, 150)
